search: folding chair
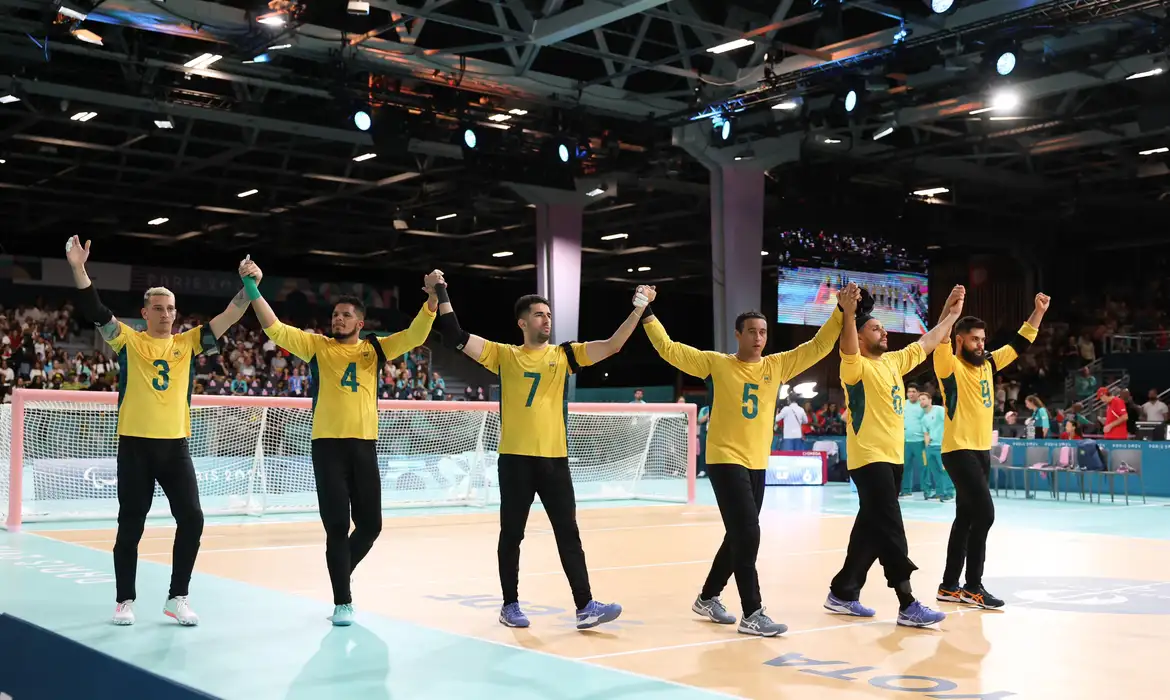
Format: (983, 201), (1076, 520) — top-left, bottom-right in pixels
(990, 443), (1027, 497)
(1089, 450), (1147, 505)
(1046, 445), (1087, 501)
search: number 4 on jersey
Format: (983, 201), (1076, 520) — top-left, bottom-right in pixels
(341, 362), (359, 392)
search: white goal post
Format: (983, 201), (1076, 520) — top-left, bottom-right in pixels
(2, 389), (697, 530)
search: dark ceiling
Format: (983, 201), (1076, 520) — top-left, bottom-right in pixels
(1, 0), (1169, 287)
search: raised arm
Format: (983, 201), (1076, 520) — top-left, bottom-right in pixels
(64, 236), (122, 347)
(432, 278), (489, 363)
(239, 259), (316, 361)
(377, 270), (441, 358)
(207, 256), (255, 339)
(915, 285), (965, 356)
(990, 293), (1048, 370)
(582, 286), (651, 364)
(839, 285), (860, 357)
(640, 290), (713, 379)
(773, 282), (854, 381)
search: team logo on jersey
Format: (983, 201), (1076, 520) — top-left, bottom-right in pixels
(763, 374), (771, 383)
(549, 359), (557, 369)
(172, 349), (183, 359)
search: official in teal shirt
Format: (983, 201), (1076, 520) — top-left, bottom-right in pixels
(919, 393), (953, 500)
(902, 384), (926, 496)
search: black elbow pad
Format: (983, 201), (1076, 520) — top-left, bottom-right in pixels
(434, 312), (471, 351)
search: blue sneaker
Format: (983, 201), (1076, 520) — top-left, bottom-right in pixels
(897, 601), (946, 627)
(576, 600), (621, 629)
(823, 593), (875, 617)
(329, 603), (354, 626)
(499, 602), (530, 628)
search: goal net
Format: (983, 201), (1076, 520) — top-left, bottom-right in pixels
(2, 389), (696, 528)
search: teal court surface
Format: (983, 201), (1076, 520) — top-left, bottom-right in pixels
(4, 483), (1170, 699)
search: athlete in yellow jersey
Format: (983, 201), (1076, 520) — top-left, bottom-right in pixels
(65, 235), (254, 628)
(431, 277), (647, 630)
(824, 285), (964, 628)
(242, 259), (441, 626)
(933, 292), (1049, 609)
(642, 284), (852, 637)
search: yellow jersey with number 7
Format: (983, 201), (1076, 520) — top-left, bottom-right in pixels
(263, 303), (436, 440)
(107, 323), (216, 439)
(476, 341), (595, 458)
(643, 309), (843, 471)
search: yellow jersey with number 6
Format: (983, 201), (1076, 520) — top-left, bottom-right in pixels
(476, 341), (594, 458)
(840, 343), (927, 469)
(107, 323), (214, 439)
(263, 303), (435, 440)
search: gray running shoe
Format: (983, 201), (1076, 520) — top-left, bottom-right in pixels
(737, 607), (788, 636)
(692, 595), (736, 624)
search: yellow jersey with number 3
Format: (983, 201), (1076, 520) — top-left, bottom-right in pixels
(643, 309), (843, 471)
(934, 322), (1038, 453)
(476, 341), (594, 458)
(263, 303), (436, 440)
(107, 323), (214, 439)
(840, 343), (927, 469)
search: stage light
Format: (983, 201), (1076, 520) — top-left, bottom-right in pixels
(557, 143), (569, 162)
(996, 51), (1016, 76)
(463, 127), (477, 149)
(844, 90), (858, 113)
(928, 0), (953, 12)
(707, 39), (753, 54)
(353, 110), (371, 131)
(990, 89), (1020, 112)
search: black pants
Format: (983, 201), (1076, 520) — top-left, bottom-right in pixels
(830, 461), (918, 601)
(700, 463), (766, 616)
(113, 436), (204, 602)
(498, 455), (592, 610)
(312, 438), (383, 605)
(942, 450), (994, 589)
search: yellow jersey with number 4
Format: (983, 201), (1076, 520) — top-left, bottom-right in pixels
(840, 343), (927, 469)
(643, 309), (843, 471)
(107, 323), (215, 439)
(934, 322), (1038, 453)
(263, 303), (435, 440)
(476, 341), (594, 458)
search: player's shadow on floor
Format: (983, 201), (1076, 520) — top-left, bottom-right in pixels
(877, 609), (991, 686)
(285, 624), (390, 700)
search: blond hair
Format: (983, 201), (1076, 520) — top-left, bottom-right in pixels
(143, 286), (175, 304)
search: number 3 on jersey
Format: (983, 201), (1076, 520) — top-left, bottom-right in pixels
(341, 362), (359, 392)
(152, 359), (170, 391)
(741, 383), (759, 419)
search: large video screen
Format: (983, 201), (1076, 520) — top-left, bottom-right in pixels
(777, 266), (929, 334)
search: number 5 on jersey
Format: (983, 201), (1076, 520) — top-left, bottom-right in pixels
(741, 383), (759, 419)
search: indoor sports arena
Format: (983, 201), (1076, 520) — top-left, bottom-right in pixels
(3, 0), (1170, 698)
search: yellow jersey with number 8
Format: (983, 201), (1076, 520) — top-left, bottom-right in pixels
(476, 341), (594, 458)
(107, 323), (214, 439)
(263, 303), (435, 440)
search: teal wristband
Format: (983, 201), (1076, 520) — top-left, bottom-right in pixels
(242, 276), (261, 300)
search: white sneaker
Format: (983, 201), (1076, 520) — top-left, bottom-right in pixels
(164, 596), (199, 626)
(113, 600), (135, 626)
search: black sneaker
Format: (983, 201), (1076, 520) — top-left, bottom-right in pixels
(960, 585), (1004, 609)
(936, 584), (962, 603)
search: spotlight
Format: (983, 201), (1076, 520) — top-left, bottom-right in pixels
(926, 0), (954, 12)
(353, 109), (371, 131)
(347, 0), (370, 14)
(996, 51), (1016, 76)
(712, 115), (733, 142)
(557, 143), (569, 163)
(844, 89), (858, 113)
(463, 127), (477, 149)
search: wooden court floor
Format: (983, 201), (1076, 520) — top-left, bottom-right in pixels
(42, 500), (1170, 699)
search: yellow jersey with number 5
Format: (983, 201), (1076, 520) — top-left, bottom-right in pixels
(107, 323), (214, 439)
(643, 309), (843, 471)
(263, 303), (435, 440)
(476, 341), (594, 458)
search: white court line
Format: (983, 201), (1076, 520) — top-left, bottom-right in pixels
(142, 543), (321, 556)
(65, 534), (230, 544)
(576, 579), (1170, 661)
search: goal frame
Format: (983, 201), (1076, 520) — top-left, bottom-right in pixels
(4, 388), (698, 531)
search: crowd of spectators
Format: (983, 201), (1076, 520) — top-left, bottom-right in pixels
(0, 300), (491, 405)
(776, 229), (927, 272)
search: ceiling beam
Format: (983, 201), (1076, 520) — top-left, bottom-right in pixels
(530, 0), (672, 46)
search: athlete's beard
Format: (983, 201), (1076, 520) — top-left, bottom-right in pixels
(960, 346), (988, 366)
(331, 327), (358, 341)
